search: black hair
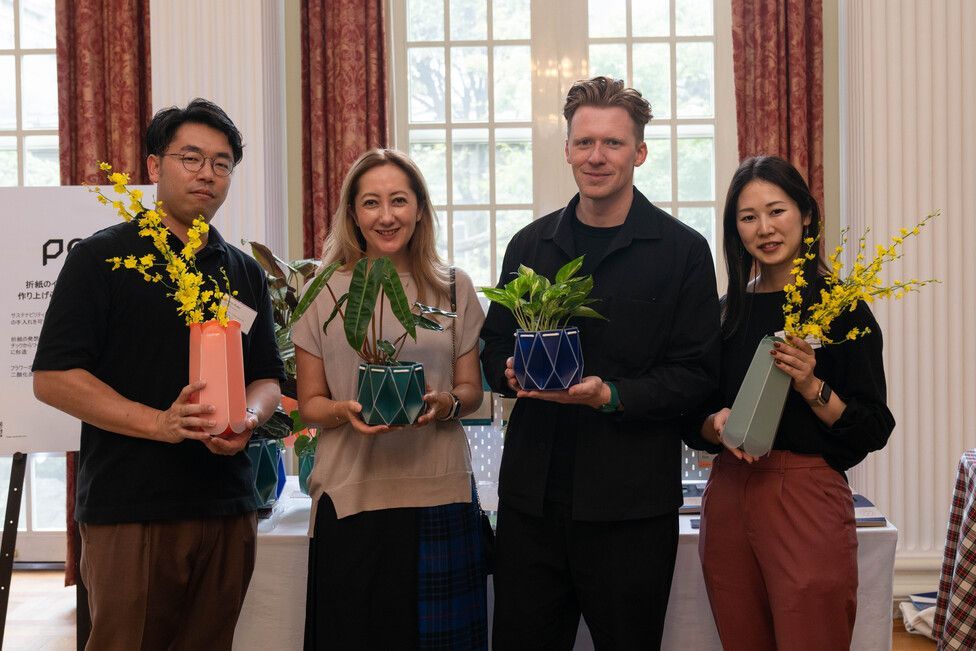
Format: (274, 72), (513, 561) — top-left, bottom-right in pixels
(145, 98), (244, 164)
(721, 155), (824, 339)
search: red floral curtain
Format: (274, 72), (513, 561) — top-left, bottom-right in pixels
(56, 0), (152, 586)
(302, 0), (388, 258)
(732, 0), (824, 211)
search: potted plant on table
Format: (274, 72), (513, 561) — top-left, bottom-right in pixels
(723, 212), (940, 457)
(246, 241), (341, 497)
(322, 256), (455, 426)
(481, 255), (605, 391)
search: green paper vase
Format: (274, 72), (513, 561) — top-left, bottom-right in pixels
(246, 438), (281, 509)
(723, 336), (791, 457)
(298, 453), (315, 496)
(356, 362), (426, 426)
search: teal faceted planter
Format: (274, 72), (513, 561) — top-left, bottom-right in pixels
(298, 453), (314, 495)
(246, 438), (281, 509)
(723, 336), (791, 457)
(356, 361), (426, 426)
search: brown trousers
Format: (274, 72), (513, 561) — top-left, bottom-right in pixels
(79, 512), (257, 651)
(699, 450), (858, 651)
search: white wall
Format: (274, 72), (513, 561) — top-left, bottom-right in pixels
(149, 0), (288, 258)
(841, 0), (976, 596)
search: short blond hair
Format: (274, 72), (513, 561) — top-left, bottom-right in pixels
(563, 76), (653, 143)
(320, 149), (449, 305)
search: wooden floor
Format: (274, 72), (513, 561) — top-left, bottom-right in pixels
(5, 570), (938, 650)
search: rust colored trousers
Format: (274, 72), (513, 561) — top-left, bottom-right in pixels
(699, 450), (858, 651)
(79, 512), (257, 651)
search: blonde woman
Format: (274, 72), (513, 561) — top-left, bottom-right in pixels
(293, 149), (488, 650)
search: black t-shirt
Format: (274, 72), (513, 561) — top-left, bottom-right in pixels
(544, 217), (624, 505)
(718, 286), (895, 472)
(32, 220), (285, 524)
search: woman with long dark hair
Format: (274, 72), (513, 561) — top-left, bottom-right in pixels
(691, 156), (895, 649)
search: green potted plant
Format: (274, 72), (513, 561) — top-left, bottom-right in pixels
(481, 255), (605, 391)
(322, 256), (455, 426)
(246, 241), (341, 503)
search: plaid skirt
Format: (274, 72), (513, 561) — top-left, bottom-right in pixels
(417, 485), (488, 650)
(305, 484), (488, 650)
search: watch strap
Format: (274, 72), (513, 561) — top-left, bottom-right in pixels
(598, 382), (619, 413)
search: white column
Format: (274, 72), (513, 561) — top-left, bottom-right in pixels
(149, 0), (287, 258)
(841, 0), (976, 595)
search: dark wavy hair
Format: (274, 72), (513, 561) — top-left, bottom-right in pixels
(145, 98), (244, 165)
(721, 156), (824, 339)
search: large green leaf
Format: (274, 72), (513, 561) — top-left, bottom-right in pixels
(414, 314), (445, 332)
(322, 294), (349, 333)
(291, 260), (342, 326)
(555, 255), (585, 283)
(481, 286), (516, 310)
(377, 258), (416, 340)
(343, 258), (383, 351)
(248, 240), (289, 289)
(413, 302), (457, 319)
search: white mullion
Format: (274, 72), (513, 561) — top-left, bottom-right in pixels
(669, 0), (678, 212)
(625, 0), (633, 85)
(486, 0), (498, 283)
(14, 0), (23, 185)
(443, 0), (454, 264)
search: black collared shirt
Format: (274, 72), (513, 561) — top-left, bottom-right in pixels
(33, 220), (285, 524)
(481, 189), (721, 521)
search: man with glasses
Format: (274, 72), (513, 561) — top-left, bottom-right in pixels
(33, 99), (284, 650)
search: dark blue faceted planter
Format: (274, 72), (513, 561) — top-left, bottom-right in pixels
(513, 327), (583, 391)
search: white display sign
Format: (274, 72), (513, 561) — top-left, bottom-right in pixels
(0, 185), (155, 454)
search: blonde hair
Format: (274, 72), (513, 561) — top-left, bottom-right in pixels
(320, 148), (450, 305)
(563, 76), (653, 143)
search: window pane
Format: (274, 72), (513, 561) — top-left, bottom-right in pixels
(31, 454), (66, 532)
(451, 47), (488, 122)
(20, 0), (56, 48)
(588, 0), (626, 38)
(676, 0), (713, 36)
(407, 0), (444, 41)
(408, 48), (446, 123)
(0, 0), (13, 48)
(634, 126), (670, 203)
(409, 129), (447, 206)
(492, 0), (529, 40)
(588, 43), (626, 82)
(453, 210), (491, 288)
(495, 210), (533, 278)
(676, 125), (713, 201)
(493, 46), (531, 121)
(677, 206), (715, 252)
(676, 42), (713, 118)
(494, 128), (531, 204)
(633, 43), (670, 119)
(452, 128), (489, 204)
(632, 0), (669, 37)
(21, 54), (58, 129)
(0, 136), (17, 186)
(450, 0), (486, 40)
(0, 56), (15, 129)
(24, 134), (59, 186)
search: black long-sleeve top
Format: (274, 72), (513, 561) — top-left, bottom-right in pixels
(686, 287), (895, 473)
(481, 190), (721, 521)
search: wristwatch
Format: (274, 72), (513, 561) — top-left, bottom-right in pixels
(810, 380), (832, 407)
(598, 382), (619, 413)
(438, 393), (462, 421)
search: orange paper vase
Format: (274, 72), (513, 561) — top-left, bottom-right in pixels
(189, 319), (247, 437)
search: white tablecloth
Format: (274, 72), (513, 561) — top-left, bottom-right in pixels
(235, 478), (897, 650)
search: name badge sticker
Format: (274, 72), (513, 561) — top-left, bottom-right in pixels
(227, 296), (258, 335)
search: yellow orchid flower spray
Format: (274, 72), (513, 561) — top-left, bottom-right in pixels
(92, 162), (235, 326)
(782, 210), (940, 344)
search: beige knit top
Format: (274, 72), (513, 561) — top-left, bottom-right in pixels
(291, 267), (485, 533)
